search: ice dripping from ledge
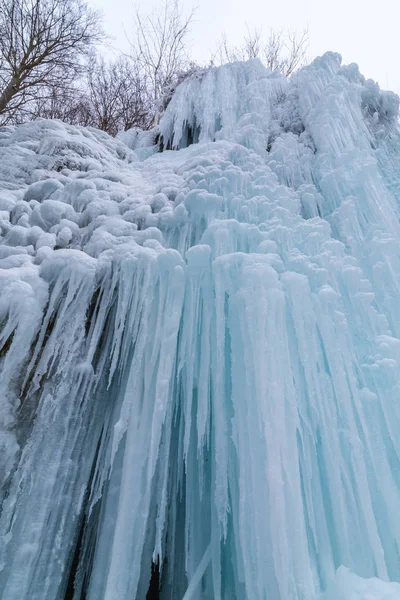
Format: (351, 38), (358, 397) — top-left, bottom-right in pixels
(1, 53), (400, 599)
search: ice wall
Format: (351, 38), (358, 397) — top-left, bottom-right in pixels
(1, 54), (400, 600)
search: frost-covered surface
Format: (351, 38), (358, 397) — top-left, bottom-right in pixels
(323, 567), (400, 599)
(1, 54), (400, 599)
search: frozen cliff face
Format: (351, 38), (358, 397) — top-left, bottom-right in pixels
(159, 58), (286, 153)
(1, 53), (400, 600)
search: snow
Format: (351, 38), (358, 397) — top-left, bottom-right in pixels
(1, 54), (400, 599)
(323, 567), (400, 600)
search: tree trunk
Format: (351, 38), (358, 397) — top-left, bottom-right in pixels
(0, 76), (21, 116)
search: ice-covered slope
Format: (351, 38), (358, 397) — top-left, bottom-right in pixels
(1, 53), (400, 600)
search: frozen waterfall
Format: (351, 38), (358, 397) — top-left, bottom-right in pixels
(1, 53), (400, 599)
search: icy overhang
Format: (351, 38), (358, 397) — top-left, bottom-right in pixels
(159, 58), (287, 151)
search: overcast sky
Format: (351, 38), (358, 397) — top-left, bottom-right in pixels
(91, 0), (400, 93)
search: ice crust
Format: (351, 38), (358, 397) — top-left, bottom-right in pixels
(1, 54), (400, 599)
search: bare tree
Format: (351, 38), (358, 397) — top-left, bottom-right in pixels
(264, 29), (309, 77)
(0, 0), (102, 123)
(87, 57), (123, 135)
(109, 58), (151, 132)
(27, 51), (155, 134)
(130, 0), (196, 125)
(215, 27), (262, 64)
(215, 27), (309, 78)
(85, 55), (150, 135)
(30, 79), (94, 125)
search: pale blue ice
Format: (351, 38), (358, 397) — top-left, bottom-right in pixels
(0, 53), (400, 599)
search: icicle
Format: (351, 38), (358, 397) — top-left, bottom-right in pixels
(181, 543), (212, 600)
(1, 53), (400, 600)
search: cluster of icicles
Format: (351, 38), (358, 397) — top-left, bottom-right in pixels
(1, 53), (400, 599)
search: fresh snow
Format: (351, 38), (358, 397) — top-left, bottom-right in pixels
(1, 53), (400, 599)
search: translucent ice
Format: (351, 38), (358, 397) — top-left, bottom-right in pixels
(1, 54), (400, 599)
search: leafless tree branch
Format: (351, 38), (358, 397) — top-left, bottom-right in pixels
(129, 0), (196, 125)
(215, 26), (309, 77)
(0, 0), (103, 122)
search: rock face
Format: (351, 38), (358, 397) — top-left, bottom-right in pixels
(1, 53), (400, 599)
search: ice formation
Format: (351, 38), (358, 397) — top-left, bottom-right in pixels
(1, 53), (400, 599)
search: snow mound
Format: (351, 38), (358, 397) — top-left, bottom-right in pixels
(323, 567), (400, 600)
(1, 54), (400, 600)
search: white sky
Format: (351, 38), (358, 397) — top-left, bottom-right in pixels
(91, 0), (400, 93)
